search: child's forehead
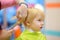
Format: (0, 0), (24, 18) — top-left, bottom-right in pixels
(34, 12), (45, 20)
(35, 14), (42, 19)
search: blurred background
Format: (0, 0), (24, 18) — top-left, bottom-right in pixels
(0, 0), (60, 40)
(45, 0), (60, 40)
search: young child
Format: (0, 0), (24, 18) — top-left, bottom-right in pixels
(14, 8), (46, 40)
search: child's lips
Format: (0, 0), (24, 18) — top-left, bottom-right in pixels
(40, 25), (43, 29)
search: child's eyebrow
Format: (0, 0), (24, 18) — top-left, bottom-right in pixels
(38, 16), (44, 20)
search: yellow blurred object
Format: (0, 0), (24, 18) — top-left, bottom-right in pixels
(11, 16), (17, 20)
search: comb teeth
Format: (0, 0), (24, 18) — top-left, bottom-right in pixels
(11, 14), (22, 20)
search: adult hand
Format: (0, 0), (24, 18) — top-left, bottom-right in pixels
(0, 29), (13, 40)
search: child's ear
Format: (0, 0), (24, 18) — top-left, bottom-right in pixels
(27, 22), (30, 26)
(25, 21), (30, 26)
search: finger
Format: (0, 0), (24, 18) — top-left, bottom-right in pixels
(8, 29), (14, 34)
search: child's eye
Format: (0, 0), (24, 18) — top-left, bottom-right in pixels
(38, 19), (41, 21)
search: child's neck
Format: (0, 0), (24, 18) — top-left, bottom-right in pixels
(28, 28), (34, 32)
(26, 28), (40, 32)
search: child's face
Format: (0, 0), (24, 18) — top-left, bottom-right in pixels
(29, 14), (44, 32)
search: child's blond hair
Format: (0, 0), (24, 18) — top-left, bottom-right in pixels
(23, 8), (45, 27)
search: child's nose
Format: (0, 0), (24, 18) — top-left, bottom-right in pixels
(41, 21), (44, 25)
